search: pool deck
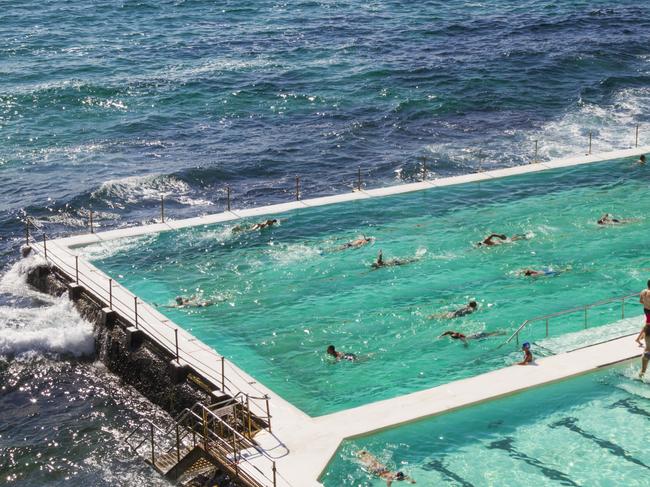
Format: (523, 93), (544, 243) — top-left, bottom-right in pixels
(28, 146), (650, 486)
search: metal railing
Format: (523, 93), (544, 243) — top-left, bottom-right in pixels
(505, 292), (639, 346)
(26, 231), (273, 433)
(125, 401), (280, 487)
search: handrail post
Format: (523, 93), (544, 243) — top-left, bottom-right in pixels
(534, 139), (538, 164)
(515, 331), (519, 346)
(273, 461), (277, 487)
(134, 297), (138, 329)
(622, 297), (625, 319)
(175, 423), (181, 464)
(226, 185), (231, 211)
(295, 176), (300, 201)
(109, 278), (113, 309)
(75, 256), (79, 283)
(43, 234), (47, 259)
(221, 356), (225, 391)
(25, 217), (30, 246)
(584, 306), (588, 328)
(202, 407), (208, 450)
(160, 195), (165, 223)
(265, 395), (272, 432)
(89, 209), (94, 234)
(421, 156), (427, 181)
(636, 124), (639, 148)
(246, 394), (252, 438)
(588, 131), (592, 155)
(175, 328), (179, 363)
(357, 167), (362, 191)
(150, 423), (155, 465)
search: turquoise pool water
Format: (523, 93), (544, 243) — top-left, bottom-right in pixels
(86, 157), (649, 415)
(322, 362), (649, 486)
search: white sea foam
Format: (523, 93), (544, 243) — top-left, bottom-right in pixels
(0, 258), (95, 358)
(78, 234), (155, 261)
(268, 243), (322, 265)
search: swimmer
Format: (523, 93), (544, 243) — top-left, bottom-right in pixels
(326, 345), (357, 362)
(440, 329), (505, 345)
(518, 342), (533, 365)
(357, 450), (416, 486)
(337, 235), (373, 251)
(232, 219), (279, 233)
(165, 295), (214, 308)
(597, 213), (622, 225)
(477, 233), (528, 247)
(638, 154), (646, 165)
(439, 330), (468, 345)
(520, 268), (559, 277)
(429, 301), (478, 319)
(371, 249), (420, 269)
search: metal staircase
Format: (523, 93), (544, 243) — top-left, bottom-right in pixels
(126, 396), (279, 487)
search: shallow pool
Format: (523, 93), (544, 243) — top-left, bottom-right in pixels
(85, 157), (649, 415)
(322, 362), (649, 486)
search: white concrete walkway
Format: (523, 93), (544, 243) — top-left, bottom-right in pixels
(27, 146), (650, 486)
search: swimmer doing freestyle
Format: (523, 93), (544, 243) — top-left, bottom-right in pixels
(429, 301), (477, 320)
(439, 329), (505, 346)
(338, 235), (373, 250)
(477, 233), (528, 247)
(326, 345), (357, 362)
(232, 219), (279, 233)
(372, 249), (420, 269)
(357, 450), (416, 486)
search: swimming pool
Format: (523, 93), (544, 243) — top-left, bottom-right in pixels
(322, 362), (648, 486)
(84, 156), (648, 415)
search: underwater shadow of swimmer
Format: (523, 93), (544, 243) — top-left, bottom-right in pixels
(549, 417), (650, 470)
(488, 437), (579, 486)
(608, 398), (650, 419)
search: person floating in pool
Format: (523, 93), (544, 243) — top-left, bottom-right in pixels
(356, 450), (416, 486)
(337, 235), (374, 251)
(371, 249), (422, 269)
(518, 342), (533, 365)
(520, 268), (560, 277)
(326, 345), (357, 362)
(477, 233), (528, 247)
(429, 301), (478, 319)
(232, 218), (279, 233)
(165, 295), (214, 308)
(439, 330), (505, 346)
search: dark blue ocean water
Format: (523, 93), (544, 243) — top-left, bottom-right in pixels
(2, 1), (650, 484)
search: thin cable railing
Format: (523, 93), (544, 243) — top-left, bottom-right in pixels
(28, 233), (273, 433)
(505, 292), (640, 347)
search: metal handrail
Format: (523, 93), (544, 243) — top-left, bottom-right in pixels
(505, 292), (639, 346)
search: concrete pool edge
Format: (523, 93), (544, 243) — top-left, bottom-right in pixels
(53, 145), (650, 249)
(26, 145), (650, 486)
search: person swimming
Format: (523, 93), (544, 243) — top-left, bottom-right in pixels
(520, 268), (559, 277)
(232, 219), (279, 233)
(357, 450), (416, 486)
(477, 233), (528, 247)
(165, 295), (214, 308)
(439, 329), (505, 346)
(371, 249), (421, 269)
(337, 235), (373, 250)
(638, 154), (646, 165)
(326, 345), (357, 362)
(597, 213), (622, 225)
(429, 301), (478, 319)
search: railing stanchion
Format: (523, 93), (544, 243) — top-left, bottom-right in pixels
(175, 423), (181, 464)
(636, 124), (639, 148)
(109, 278), (113, 309)
(534, 139), (539, 164)
(89, 209), (94, 234)
(75, 256), (79, 283)
(160, 195), (165, 223)
(588, 131), (592, 155)
(150, 423), (155, 465)
(273, 461), (277, 487)
(43, 234), (47, 259)
(421, 156), (427, 181)
(584, 306), (588, 328)
(226, 185), (231, 211)
(25, 217), (30, 246)
(622, 297), (625, 319)
(134, 297), (138, 329)
(265, 394), (272, 432)
(175, 328), (179, 364)
(357, 167), (361, 191)
(295, 176), (300, 201)
(246, 394), (252, 438)
(221, 356), (225, 391)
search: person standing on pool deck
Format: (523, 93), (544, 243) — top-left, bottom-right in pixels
(518, 342), (533, 365)
(635, 322), (650, 378)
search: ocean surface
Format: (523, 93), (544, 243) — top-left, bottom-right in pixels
(2, 0), (650, 484)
